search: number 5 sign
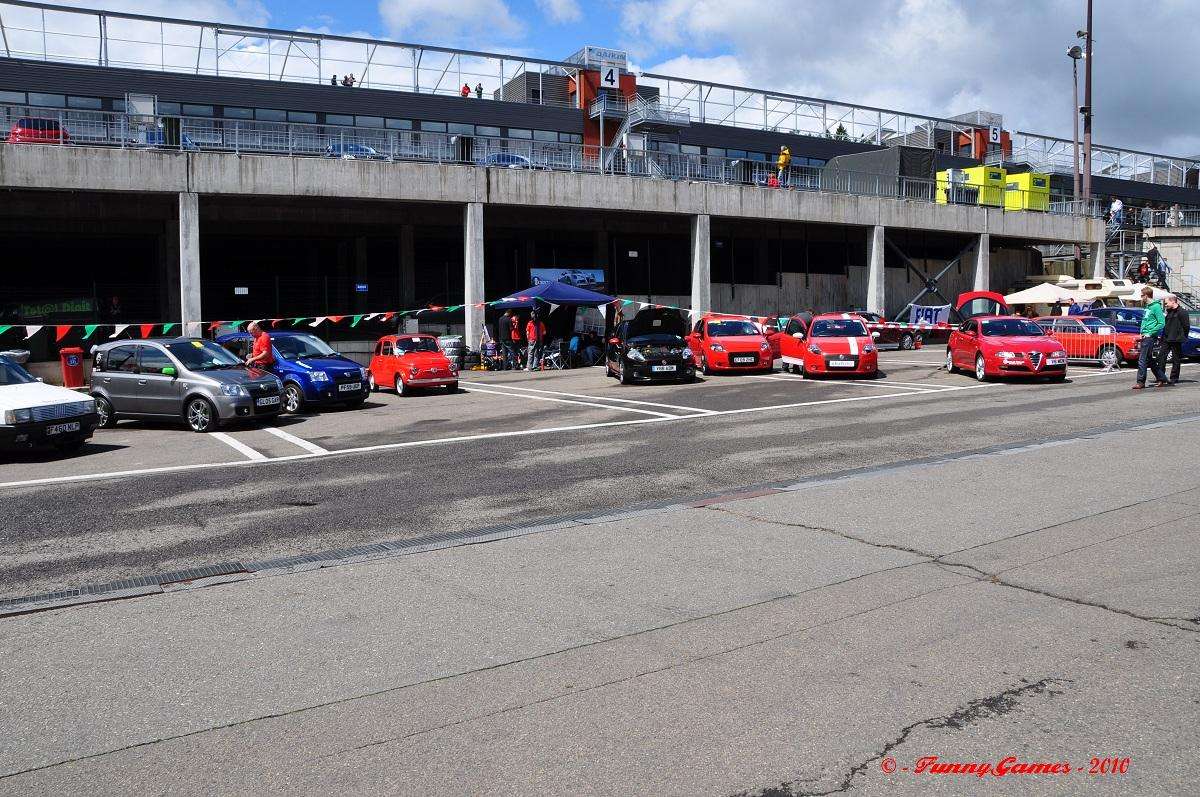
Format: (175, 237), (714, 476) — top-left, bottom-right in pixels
(599, 61), (619, 88)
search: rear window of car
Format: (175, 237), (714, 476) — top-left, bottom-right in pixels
(106, 345), (138, 372)
(16, 117), (61, 131)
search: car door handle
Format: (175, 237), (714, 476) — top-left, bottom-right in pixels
(138, 379), (147, 385)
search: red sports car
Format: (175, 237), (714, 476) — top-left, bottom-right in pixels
(686, 315), (773, 374)
(367, 334), (459, 394)
(7, 117), (69, 145)
(780, 313), (878, 376)
(946, 316), (1068, 381)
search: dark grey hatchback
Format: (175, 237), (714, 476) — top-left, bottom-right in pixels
(90, 338), (284, 432)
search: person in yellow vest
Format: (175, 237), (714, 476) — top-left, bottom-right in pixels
(776, 145), (791, 184)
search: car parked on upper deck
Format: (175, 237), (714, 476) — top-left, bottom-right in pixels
(780, 313), (879, 376)
(0, 355), (98, 453)
(7, 117), (69, 145)
(217, 331), (369, 414)
(686, 315), (773, 374)
(324, 141), (382, 159)
(368, 334), (459, 395)
(90, 338), (283, 432)
(946, 317), (1067, 382)
(478, 152), (548, 170)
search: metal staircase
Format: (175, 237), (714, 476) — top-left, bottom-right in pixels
(601, 96), (690, 171)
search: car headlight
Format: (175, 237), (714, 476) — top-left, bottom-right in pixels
(2, 408), (33, 424)
(808, 344), (822, 354)
(1052, 350), (1067, 359)
(358, 367), (369, 380)
(682, 347), (693, 359)
(627, 348), (646, 362)
(996, 351), (1017, 359)
(759, 341), (770, 351)
(448, 362), (459, 374)
(1189, 332), (1200, 340)
(309, 370), (330, 382)
(863, 344), (877, 353)
(710, 343), (725, 353)
(220, 384), (248, 397)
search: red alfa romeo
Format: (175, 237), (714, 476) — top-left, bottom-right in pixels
(946, 316), (1068, 382)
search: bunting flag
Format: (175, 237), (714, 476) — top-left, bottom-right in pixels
(25, 325), (42, 340)
(364, 313), (378, 321)
(82, 324), (100, 339)
(0, 325), (11, 336)
(55, 325), (72, 342)
(545, 302), (561, 314)
(110, 324), (130, 338)
(309, 317), (326, 327)
(327, 315), (345, 324)
(350, 314), (364, 327)
(208, 321), (223, 331)
(270, 318), (284, 327)
(291, 317), (306, 325)
(161, 323), (177, 335)
(597, 304), (607, 323)
(139, 324), (155, 339)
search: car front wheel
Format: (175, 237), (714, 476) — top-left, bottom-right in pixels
(975, 354), (988, 382)
(945, 349), (957, 374)
(899, 333), (915, 350)
(185, 397), (218, 433)
(283, 383), (305, 414)
(395, 374), (410, 396)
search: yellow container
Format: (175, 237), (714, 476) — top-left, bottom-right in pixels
(963, 165), (1006, 207)
(936, 167), (1006, 206)
(1004, 171), (1050, 212)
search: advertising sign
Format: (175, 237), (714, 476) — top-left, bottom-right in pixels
(530, 268), (606, 292)
(909, 304), (951, 325)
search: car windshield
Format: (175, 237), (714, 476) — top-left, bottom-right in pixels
(273, 334), (337, 360)
(165, 340), (244, 370)
(810, 319), (868, 337)
(0, 358), (36, 385)
(393, 337), (440, 354)
(981, 319), (1045, 337)
(706, 320), (760, 337)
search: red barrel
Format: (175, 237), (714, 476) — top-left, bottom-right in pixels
(59, 346), (85, 389)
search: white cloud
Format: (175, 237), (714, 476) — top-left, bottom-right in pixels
(623, 0), (1200, 156)
(536, 0), (582, 25)
(377, 0), (523, 45)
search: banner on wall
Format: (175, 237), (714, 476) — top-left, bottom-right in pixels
(908, 304), (951, 325)
(530, 268), (606, 292)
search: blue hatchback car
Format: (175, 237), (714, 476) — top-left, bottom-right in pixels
(1087, 306), (1200, 358)
(217, 331), (370, 414)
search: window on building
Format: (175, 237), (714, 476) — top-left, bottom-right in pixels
(287, 111), (317, 124)
(680, 144), (701, 155)
(0, 90), (26, 104)
(705, 147), (726, 158)
(157, 102), (181, 115)
(325, 114), (353, 126)
(255, 108), (286, 121)
(529, 88), (542, 103)
(476, 126), (500, 138)
(727, 149), (746, 159)
(67, 96), (102, 110)
(532, 130), (558, 141)
(356, 115), (384, 128)
(748, 152), (767, 162)
(386, 118), (412, 130)
(507, 128), (532, 139)
(448, 122), (474, 135)
(420, 121), (447, 132)
(27, 92), (65, 108)
(182, 104), (213, 117)
(223, 107), (253, 119)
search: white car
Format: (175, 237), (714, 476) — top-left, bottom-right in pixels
(0, 356), (99, 453)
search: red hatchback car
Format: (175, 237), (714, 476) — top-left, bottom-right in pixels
(946, 316), (1068, 382)
(780, 313), (879, 376)
(687, 315), (774, 374)
(367, 334), (459, 395)
(7, 117), (69, 145)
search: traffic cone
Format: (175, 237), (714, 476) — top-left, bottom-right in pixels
(914, 335), (924, 349)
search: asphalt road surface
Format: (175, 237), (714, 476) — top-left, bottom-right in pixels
(1, 356), (1197, 794)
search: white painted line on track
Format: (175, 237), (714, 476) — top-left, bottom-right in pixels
(877, 359), (949, 366)
(210, 432), (268, 462)
(461, 384), (684, 418)
(459, 380), (716, 415)
(749, 373), (940, 392)
(264, 425), (330, 455)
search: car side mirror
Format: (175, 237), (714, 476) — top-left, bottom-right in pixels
(871, 331), (880, 340)
(161, 366), (177, 377)
(36, 376), (44, 383)
(792, 332), (804, 339)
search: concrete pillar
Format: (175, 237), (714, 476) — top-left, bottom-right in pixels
(690, 214), (711, 314)
(970, 233), (990, 292)
(178, 192), (202, 337)
(866, 225), (885, 316)
(398, 225), (416, 310)
(1089, 239), (1107, 279)
(464, 202), (485, 352)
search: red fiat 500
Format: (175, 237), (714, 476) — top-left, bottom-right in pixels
(687, 315), (774, 374)
(946, 316), (1068, 382)
(780, 313), (879, 376)
(368, 334), (459, 395)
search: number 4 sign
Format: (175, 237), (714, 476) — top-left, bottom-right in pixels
(600, 62), (619, 88)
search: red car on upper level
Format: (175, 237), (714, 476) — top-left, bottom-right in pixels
(686, 314), (774, 374)
(780, 313), (879, 376)
(367, 334), (459, 395)
(7, 117), (69, 145)
(946, 316), (1068, 382)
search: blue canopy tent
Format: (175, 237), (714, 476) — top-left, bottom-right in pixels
(492, 281), (614, 309)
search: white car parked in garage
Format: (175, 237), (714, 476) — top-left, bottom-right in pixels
(0, 355), (99, 454)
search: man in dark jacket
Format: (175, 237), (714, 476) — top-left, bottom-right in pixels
(1160, 295), (1190, 384)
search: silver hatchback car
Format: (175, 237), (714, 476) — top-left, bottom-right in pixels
(90, 338), (284, 432)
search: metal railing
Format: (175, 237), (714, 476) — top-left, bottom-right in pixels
(1146, 208), (1200, 229)
(0, 104), (1092, 215)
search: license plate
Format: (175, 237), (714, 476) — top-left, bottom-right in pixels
(338, 382), (362, 392)
(1047, 358), (1066, 366)
(45, 421), (80, 435)
(731, 355), (756, 365)
(651, 365), (676, 372)
(828, 361), (855, 368)
(255, 395), (281, 407)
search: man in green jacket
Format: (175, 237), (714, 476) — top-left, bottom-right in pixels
(1134, 286), (1168, 389)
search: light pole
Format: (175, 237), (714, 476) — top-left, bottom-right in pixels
(1081, 0), (1094, 205)
(1068, 45), (1083, 202)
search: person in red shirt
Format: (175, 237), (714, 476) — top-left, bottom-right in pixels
(525, 313), (547, 372)
(245, 322), (276, 370)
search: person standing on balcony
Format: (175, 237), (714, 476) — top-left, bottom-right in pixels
(776, 145), (791, 185)
(1168, 203), (1182, 228)
(475, 83), (484, 99)
(1109, 197), (1124, 230)
(1160, 295), (1188, 384)
(461, 83), (471, 98)
(331, 75), (338, 86)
